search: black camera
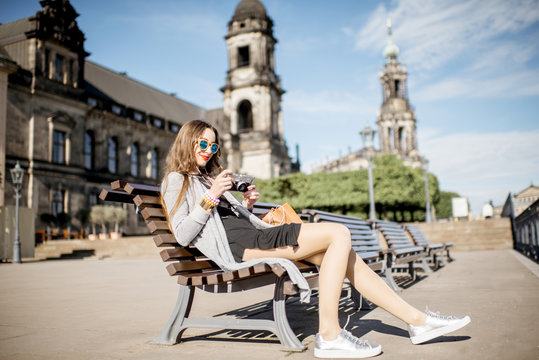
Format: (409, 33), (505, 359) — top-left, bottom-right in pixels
(230, 174), (255, 192)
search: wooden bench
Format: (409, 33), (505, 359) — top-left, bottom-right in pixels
(371, 220), (430, 290)
(302, 209), (386, 306)
(99, 180), (319, 351)
(405, 224), (454, 264)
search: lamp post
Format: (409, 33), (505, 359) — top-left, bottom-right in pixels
(360, 125), (376, 221)
(10, 161), (24, 263)
(423, 158), (432, 223)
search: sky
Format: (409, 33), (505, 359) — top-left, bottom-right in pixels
(1, 0), (538, 216)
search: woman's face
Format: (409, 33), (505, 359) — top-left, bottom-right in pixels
(194, 127), (217, 168)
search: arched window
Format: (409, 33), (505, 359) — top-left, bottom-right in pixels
(394, 80), (401, 98)
(238, 46), (250, 67)
(84, 131), (94, 170)
(108, 137), (118, 173)
(399, 128), (406, 152)
(238, 100), (253, 131)
(130, 143), (139, 177)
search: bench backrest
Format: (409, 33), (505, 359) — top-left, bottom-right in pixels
(404, 225), (429, 247)
(374, 220), (417, 250)
(303, 209), (382, 259)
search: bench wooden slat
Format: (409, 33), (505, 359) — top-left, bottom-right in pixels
(147, 220), (171, 234)
(98, 189), (134, 203)
(133, 194), (162, 208)
(153, 234), (180, 247)
(166, 260), (216, 275)
(141, 207), (166, 220)
(124, 182), (160, 195)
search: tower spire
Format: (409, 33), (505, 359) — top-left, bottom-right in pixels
(383, 18), (399, 62)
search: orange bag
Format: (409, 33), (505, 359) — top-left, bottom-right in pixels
(262, 203), (302, 225)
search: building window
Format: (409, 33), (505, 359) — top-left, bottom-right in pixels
(55, 54), (64, 83)
(394, 80), (401, 98)
(238, 100), (253, 131)
(87, 97), (97, 107)
(133, 112), (144, 122)
(238, 46), (250, 67)
(112, 105), (122, 115)
(168, 122), (180, 133)
(52, 130), (66, 164)
(84, 131), (94, 170)
(150, 148), (158, 179)
(44, 49), (50, 78)
(130, 143), (139, 177)
(108, 137), (118, 173)
(51, 189), (65, 218)
(151, 117), (164, 129)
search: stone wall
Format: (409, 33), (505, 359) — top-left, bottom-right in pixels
(411, 218), (513, 251)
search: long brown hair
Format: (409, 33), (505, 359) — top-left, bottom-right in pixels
(162, 120), (223, 217)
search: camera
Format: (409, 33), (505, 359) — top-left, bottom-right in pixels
(230, 174), (255, 192)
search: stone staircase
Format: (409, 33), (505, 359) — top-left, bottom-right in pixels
(34, 236), (161, 261)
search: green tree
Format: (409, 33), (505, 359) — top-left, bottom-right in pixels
(435, 191), (460, 219)
(257, 153), (444, 222)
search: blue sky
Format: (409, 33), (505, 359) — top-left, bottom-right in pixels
(2, 0), (538, 216)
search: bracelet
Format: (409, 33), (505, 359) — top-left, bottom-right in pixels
(200, 198), (215, 212)
(203, 191), (220, 206)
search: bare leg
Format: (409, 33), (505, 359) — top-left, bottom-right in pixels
(345, 250), (426, 326)
(244, 223), (351, 340)
(243, 223), (427, 339)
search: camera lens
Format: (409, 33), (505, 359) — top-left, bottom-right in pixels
(237, 182), (248, 192)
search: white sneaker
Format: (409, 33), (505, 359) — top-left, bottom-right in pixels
(314, 329), (382, 358)
(408, 310), (471, 344)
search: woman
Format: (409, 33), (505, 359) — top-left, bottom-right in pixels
(161, 120), (470, 359)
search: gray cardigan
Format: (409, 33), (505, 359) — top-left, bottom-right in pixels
(161, 172), (311, 303)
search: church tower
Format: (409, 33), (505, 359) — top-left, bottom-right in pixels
(377, 19), (421, 166)
(221, 0), (292, 179)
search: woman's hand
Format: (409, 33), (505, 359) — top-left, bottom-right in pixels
(242, 184), (259, 210)
(208, 169), (233, 199)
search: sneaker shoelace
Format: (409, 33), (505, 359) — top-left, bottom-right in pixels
(341, 315), (371, 348)
(427, 310), (458, 321)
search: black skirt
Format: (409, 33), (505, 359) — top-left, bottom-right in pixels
(217, 205), (301, 262)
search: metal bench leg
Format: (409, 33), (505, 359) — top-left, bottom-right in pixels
(350, 287), (373, 311)
(409, 262), (416, 282)
(446, 249), (455, 262)
(151, 285), (194, 345)
(273, 276), (306, 351)
(418, 258), (432, 273)
(384, 255), (401, 291)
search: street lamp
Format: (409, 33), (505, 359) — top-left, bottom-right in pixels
(360, 125), (376, 220)
(422, 158), (432, 223)
(9, 161), (24, 263)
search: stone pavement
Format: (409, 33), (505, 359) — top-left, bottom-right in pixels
(0, 250), (537, 360)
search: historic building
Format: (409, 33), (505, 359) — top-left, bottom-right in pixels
(0, 0), (296, 236)
(315, 20), (422, 173)
(221, 0), (293, 179)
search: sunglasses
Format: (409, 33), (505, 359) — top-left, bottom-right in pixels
(197, 139), (219, 154)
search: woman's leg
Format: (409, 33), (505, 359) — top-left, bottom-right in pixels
(244, 223), (426, 328)
(243, 223), (352, 340)
(344, 250), (426, 326)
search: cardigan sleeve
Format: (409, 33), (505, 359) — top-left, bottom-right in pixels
(161, 172), (211, 247)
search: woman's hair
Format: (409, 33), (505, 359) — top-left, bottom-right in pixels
(162, 120), (223, 217)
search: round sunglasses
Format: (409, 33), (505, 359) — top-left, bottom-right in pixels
(197, 139), (219, 154)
